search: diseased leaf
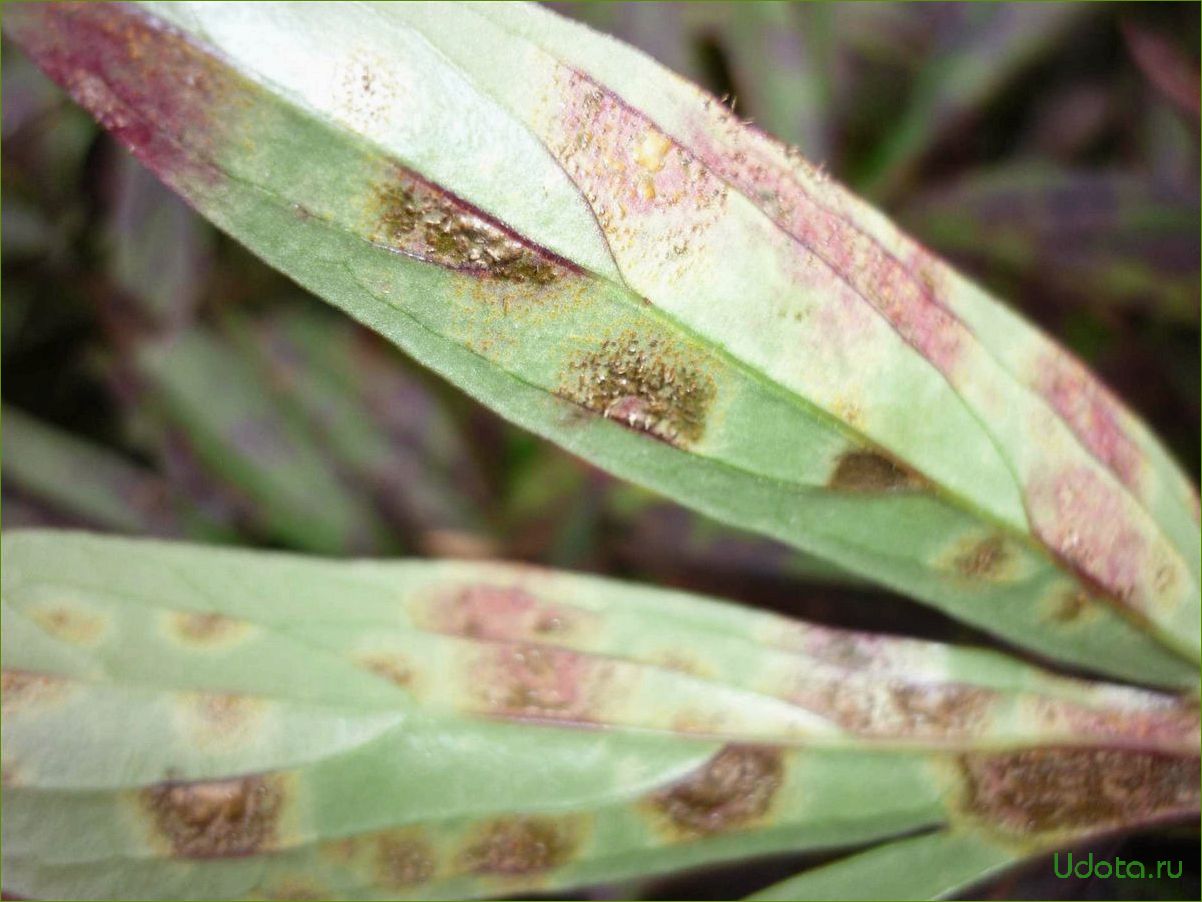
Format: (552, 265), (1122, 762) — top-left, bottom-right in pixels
(2, 530), (1199, 900)
(746, 830), (1019, 901)
(5, 1), (1198, 688)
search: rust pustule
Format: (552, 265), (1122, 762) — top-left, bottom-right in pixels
(29, 602), (107, 646)
(566, 331), (715, 445)
(651, 745), (783, 835)
(3, 2), (232, 188)
(143, 774), (284, 857)
(359, 653), (415, 689)
(372, 170), (567, 285)
(475, 644), (598, 723)
(798, 680), (990, 739)
(951, 535), (1012, 581)
(375, 831), (437, 888)
(169, 611), (249, 647)
(957, 748), (1200, 838)
(460, 816), (579, 876)
(1, 669), (72, 713)
(828, 450), (923, 492)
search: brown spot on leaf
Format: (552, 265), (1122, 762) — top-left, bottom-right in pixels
(29, 602), (107, 646)
(373, 169), (567, 285)
(177, 692), (265, 748)
(144, 774), (284, 858)
(422, 584), (589, 643)
(460, 816), (579, 876)
(359, 653), (414, 689)
(1, 670), (73, 713)
(950, 535), (1014, 581)
(796, 680), (991, 740)
(168, 611), (250, 648)
(828, 450), (923, 492)
(375, 831), (437, 888)
(474, 644), (600, 723)
(565, 331), (715, 445)
(1045, 588), (1098, 624)
(651, 745), (783, 835)
(957, 748), (1200, 838)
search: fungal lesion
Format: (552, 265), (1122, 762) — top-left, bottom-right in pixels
(565, 331), (716, 446)
(944, 534), (1017, 582)
(143, 773), (285, 858)
(828, 450), (925, 492)
(955, 748), (1201, 839)
(459, 816), (580, 876)
(372, 172), (563, 285)
(650, 744), (783, 836)
(1, 669), (74, 713)
(375, 830), (437, 888)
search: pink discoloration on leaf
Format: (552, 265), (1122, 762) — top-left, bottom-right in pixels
(471, 642), (604, 724)
(675, 101), (968, 377)
(1026, 465), (1149, 613)
(1034, 351), (1144, 491)
(790, 679), (994, 741)
(1030, 697), (1201, 755)
(419, 585), (595, 643)
(548, 69), (729, 283)
(4, 2), (228, 191)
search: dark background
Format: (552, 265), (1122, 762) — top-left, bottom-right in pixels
(2, 2), (1198, 899)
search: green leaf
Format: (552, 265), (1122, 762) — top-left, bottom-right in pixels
(747, 830), (1019, 901)
(5, 1), (1197, 686)
(3, 530), (1198, 900)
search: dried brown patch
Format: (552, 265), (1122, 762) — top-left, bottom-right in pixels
(798, 680), (991, 739)
(1, 669), (74, 713)
(373, 170), (565, 285)
(950, 535), (1013, 581)
(1045, 588), (1096, 624)
(375, 831), (437, 888)
(460, 816), (579, 876)
(475, 644), (598, 722)
(359, 653), (415, 689)
(256, 879), (329, 901)
(957, 748), (1200, 838)
(29, 602), (107, 646)
(177, 692), (265, 748)
(651, 745), (783, 835)
(565, 331), (715, 446)
(144, 774), (285, 857)
(828, 451), (923, 492)
(168, 611), (250, 648)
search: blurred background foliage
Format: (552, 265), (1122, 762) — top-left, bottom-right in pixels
(1, 3), (1198, 898)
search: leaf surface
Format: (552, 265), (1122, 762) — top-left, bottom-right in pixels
(746, 830), (1019, 901)
(3, 1), (1198, 686)
(3, 530), (1199, 900)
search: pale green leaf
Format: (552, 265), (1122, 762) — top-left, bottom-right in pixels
(4, 0), (1197, 688)
(3, 530), (1198, 900)
(747, 830), (1019, 901)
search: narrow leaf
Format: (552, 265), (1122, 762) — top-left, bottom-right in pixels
(3, 530), (1199, 900)
(747, 830), (1019, 901)
(5, 1), (1198, 686)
